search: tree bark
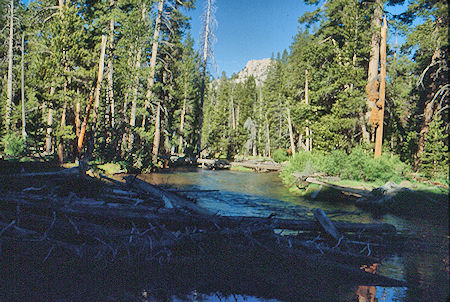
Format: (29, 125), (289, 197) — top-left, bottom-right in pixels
(5, 0), (14, 131)
(57, 102), (67, 163)
(128, 47), (141, 150)
(45, 87), (55, 154)
(21, 32), (26, 144)
(287, 107), (296, 156)
(77, 35), (107, 156)
(178, 86), (187, 154)
(152, 103), (161, 162)
(143, 0), (164, 129)
(197, 0), (214, 155)
(374, 17), (387, 158)
(107, 0), (115, 128)
(366, 0), (383, 144)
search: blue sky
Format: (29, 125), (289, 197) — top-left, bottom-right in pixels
(185, 0), (315, 77)
(185, 0), (409, 78)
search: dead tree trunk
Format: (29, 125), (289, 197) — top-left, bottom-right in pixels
(178, 85), (187, 154)
(128, 47), (141, 150)
(77, 36), (107, 157)
(107, 0), (115, 128)
(144, 0), (164, 129)
(287, 107), (296, 156)
(5, 0), (14, 131)
(45, 87), (55, 154)
(366, 0), (383, 143)
(197, 0), (216, 156)
(374, 17), (387, 158)
(21, 32), (26, 144)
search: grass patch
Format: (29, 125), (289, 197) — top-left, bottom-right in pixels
(230, 166), (253, 172)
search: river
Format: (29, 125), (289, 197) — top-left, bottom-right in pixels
(139, 168), (448, 302)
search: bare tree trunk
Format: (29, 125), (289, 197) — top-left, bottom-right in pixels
(45, 87), (55, 154)
(374, 17), (387, 158)
(75, 99), (81, 138)
(143, 0), (164, 129)
(77, 36), (107, 157)
(57, 102), (67, 163)
(304, 69), (311, 152)
(21, 33), (26, 144)
(197, 0), (215, 155)
(366, 0), (383, 143)
(178, 85), (187, 154)
(230, 85), (236, 130)
(286, 107), (295, 156)
(5, 0), (14, 131)
(265, 114), (271, 157)
(152, 103), (161, 162)
(128, 47), (141, 150)
(121, 92), (129, 157)
(107, 0), (115, 128)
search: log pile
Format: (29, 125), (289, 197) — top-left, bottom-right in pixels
(0, 167), (407, 289)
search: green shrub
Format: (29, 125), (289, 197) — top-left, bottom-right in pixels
(272, 149), (289, 163)
(2, 133), (25, 157)
(281, 147), (410, 186)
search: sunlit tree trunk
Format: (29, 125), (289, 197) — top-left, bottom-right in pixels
(152, 103), (161, 162)
(286, 107), (295, 156)
(197, 0), (216, 155)
(265, 114), (271, 157)
(77, 36), (107, 156)
(304, 69), (311, 152)
(144, 0), (164, 129)
(374, 17), (387, 158)
(366, 0), (383, 143)
(178, 84), (187, 154)
(45, 87), (55, 154)
(5, 0), (14, 131)
(230, 85), (236, 130)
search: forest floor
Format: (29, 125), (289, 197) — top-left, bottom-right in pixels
(0, 159), (416, 301)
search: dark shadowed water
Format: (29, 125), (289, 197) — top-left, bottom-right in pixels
(139, 168), (449, 302)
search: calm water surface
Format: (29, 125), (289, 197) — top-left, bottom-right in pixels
(139, 168), (448, 302)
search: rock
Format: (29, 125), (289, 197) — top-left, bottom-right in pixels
(234, 58), (273, 86)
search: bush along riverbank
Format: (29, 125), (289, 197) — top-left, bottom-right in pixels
(280, 148), (449, 219)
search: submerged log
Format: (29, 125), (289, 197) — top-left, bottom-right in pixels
(124, 176), (213, 216)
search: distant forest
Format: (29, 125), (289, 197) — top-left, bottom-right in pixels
(1, 0), (448, 179)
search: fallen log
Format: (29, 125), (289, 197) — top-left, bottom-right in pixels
(230, 161), (281, 172)
(0, 192), (396, 235)
(305, 177), (371, 198)
(314, 208), (343, 241)
(7, 166), (81, 178)
(124, 176), (213, 216)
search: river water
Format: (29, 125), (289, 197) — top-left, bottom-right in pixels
(139, 168), (449, 302)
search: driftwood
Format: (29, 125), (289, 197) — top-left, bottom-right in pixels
(230, 160), (281, 172)
(314, 208), (343, 241)
(7, 166), (81, 178)
(124, 176), (213, 216)
(300, 176), (371, 198)
(0, 169), (407, 292)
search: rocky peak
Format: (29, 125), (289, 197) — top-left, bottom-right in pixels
(235, 58), (273, 86)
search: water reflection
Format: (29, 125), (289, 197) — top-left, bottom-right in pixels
(136, 169), (448, 302)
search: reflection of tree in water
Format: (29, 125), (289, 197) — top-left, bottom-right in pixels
(356, 263), (378, 302)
